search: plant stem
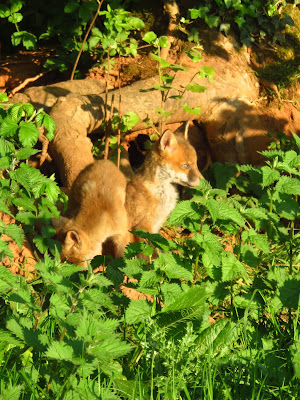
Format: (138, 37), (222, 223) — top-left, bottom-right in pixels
(70, 0), (104, 80)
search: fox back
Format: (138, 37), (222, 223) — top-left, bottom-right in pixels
(54, 160), (128, 264)
(126, 124), (203, 234)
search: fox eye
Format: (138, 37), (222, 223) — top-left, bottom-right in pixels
(181, 163), (191, 170)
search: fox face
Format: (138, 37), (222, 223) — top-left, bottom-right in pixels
(158, 129), (203, 187)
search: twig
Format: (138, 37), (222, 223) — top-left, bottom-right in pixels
(9, 72), (47, 96)
(70, 0), (104, 80)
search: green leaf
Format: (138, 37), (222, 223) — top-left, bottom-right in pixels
(45, 341), (74, 361)
(221, 251), (247, 281)
(0, 385), (23, 400)
(125, 299), (151, 324)
(205, 15), (219, 28)
(0, 117), (18, 138)
(158, 36), (169, 48)
(0, 200), (14, 217)
(16, 147), (39, 160)
(143, 31), (157, 44)
(151, 53), (170, 68)
(162, 286), (206, 313)
(120, 112), (140, 132)
(8, 12), (23, 24)
(261, 166), (280, 187)
(241, 229), (270, 253)
(182, 103), (201, 115)
(22, 103), (35, 117)
(241, 244), (259, 267)
(129, 16), (144, 30)
(4, 224), (24, 248)
(64, 1), (79, 13)
(276, 176), (300, 196)
(18, 121), (39, 147)
(185, 83), (206, 93)
(279, 277), (300, 309)
(12, 31), (37, 50)
(157, 252), (193, 281)
(168, 200), (202, 226)
(161, 283), (182, 307)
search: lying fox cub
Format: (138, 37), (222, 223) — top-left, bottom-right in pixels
(126, 123), (203, 236)
(53, 160), (128, 265)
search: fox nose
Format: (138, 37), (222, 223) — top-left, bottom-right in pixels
(189, 170), (204, 187)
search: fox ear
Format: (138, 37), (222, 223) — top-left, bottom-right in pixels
(160, 130), (178, 153)
(174, 120), (190, 140)
(65, 230), (81, 249)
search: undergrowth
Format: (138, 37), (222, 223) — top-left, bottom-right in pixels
(0, 91), (299, 398)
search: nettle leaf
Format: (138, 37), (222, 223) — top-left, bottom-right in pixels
(16, 147), (39, 160)
(279, 277), (300, 309)
(276, 176), (300, 196)
(274, 194), (299, 221)
(45, 341), (75, 361)
(221, 251), (247, 282)
(162, 286), (206, 313)
(0, 137), (15, 157)
(161, 282), (182, 307)
(0, 385), (23, 400)
(0, 200), (14, 217)
(0, 240), (13, 262)
(292, 131), (300, 150)
(121, 258), (145, 277)
(9, 103), (24, 122)
(196, 319), (234, 357)
(125, 299), (151, 324)
(23, 103), (35, 117)
(283, 150), (300, 168)
(35, 112), (55, 141)
(167, 200), (201, 226)
(0, 116), (19, 138)
(241, 229), (270, 253)
(261, 166), (280, 187)
(156, 252), (193, 281)
(3, 224), (25, 248)
(18, 121), (39, 147)
(241, 244), (259, 267)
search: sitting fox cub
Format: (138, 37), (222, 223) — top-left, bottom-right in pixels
(54, 123), (202, 263)
(126, 123), (203, 235)
(53, 160), (128, 264)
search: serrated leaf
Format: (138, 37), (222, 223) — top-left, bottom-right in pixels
(4, 224), (25, 248)
(16, 147), (39, 160)
(18, 121), (39, 147)
(161, 283), (182, 307)
(162, 286), (206, 312)
(0, 137), (15, 157)
(221, 251), (247, 282)
(241, 244), (259, 267)
(45, 341), (74, 361)
(156, 252), (193, 281)
(168, 200), (201, 226)
(125, 299), (151, 324)
(276, 176), (300, 196)
(22, 103), (35, 117)
(9, 103), (23, 122)
(1, 385), (23, 400)
(261, 166), (280, 187)
(0, 117), (19, 138)
(120, 111), (140, 132)
(0, 200), (14, 217)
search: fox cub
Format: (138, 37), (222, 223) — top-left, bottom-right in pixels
(53, 160), (128, 264)
(126, 123), (203, 235)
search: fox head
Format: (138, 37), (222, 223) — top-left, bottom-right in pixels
(157, 123), (203, 187)
(53, 217), (100, 265)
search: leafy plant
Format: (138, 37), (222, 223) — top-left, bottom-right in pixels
(0, 92), (64, 258)
(181, 0), (295, 46)
(141, 32), (214, 135)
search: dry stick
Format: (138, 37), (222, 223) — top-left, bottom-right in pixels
(117, 50), (122, 169)
(9, 72), (47, 96)
(70, 0), (104, 81)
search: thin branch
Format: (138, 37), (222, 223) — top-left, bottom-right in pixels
(70, 0), (104, 80)
(9, 72), (47, 96)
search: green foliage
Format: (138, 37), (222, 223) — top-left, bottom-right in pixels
(1, 93), (300, 396)
(182, 0), (296, 46)
(141, 33), (215, 132)
(0, 94), (65, 258)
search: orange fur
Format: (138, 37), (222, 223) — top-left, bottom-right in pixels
(53, 160), (129, 265)
(126, 125), (203, 236)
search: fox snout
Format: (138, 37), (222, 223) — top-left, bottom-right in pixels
(187, 168), (203, 187)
